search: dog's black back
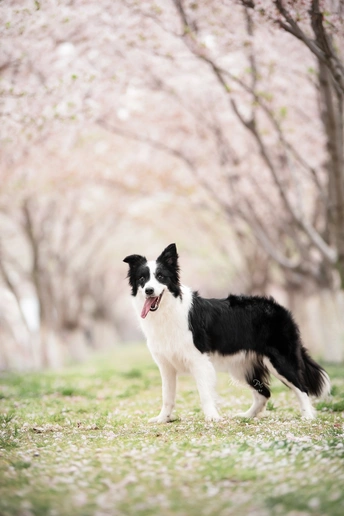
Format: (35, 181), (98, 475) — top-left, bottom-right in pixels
(189, 292), (328, 398)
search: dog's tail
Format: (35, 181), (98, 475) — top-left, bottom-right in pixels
(301, 346), (331, 398)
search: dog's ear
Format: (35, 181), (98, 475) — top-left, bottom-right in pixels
(123, 254), (146, 268)
(157, 243), (178, 268)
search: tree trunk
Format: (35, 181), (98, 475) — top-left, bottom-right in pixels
(318, 52), (344, 287)
(287, 289), (344, 362)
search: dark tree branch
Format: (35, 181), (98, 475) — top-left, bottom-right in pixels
(275, 0), (344, 95)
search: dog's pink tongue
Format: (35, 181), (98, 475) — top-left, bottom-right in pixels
(141, 297), (157, 319)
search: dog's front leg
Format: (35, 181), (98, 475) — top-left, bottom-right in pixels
(190, 357), (221, 422)
(149, 356), (177, 423)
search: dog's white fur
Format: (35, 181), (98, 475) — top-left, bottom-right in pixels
(132, 263), (221, 422)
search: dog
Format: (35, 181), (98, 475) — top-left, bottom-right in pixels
(124, 243), (330, 422)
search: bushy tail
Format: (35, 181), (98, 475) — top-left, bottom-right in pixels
(301, 347), (331, 398)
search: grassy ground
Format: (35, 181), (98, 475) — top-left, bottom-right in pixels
(0, 344), (344, 516)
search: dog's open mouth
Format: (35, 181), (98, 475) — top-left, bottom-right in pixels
(141, 292), (164, 319)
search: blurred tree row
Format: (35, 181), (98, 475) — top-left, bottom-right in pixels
(1, 0), (344, 366)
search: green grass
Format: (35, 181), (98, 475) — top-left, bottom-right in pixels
(0, 344), (343, 516)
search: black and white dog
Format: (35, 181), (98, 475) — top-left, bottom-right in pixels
(124, 243), (330, 422)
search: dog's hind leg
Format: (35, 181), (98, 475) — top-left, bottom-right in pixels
(236, 389), (270, 418)
(236, 366), (271, 418)
(149, 356), (177, 423)
(264, 357), (316, 419)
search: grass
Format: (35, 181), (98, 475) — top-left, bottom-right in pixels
(0, 344), (343, 516)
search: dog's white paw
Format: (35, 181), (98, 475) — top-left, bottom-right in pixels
(205, 412), (222, 422)
(301, 411), (316, 420)
(235, 411), (254, 418)
(148, 415), (171, 424)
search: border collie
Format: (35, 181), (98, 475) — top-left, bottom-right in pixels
(124, 243), (330, 422)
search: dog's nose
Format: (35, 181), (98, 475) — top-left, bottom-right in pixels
(145, 287), (154, 296)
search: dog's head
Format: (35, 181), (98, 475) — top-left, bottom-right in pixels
(123, 243), (181, 318)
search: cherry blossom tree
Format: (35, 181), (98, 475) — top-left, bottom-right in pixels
(240, 0), (344, 286)
(1, 0), (344, 365)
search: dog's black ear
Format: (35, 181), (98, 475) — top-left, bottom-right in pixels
(157, 243), (178, 268)
(123, 254), (146, 268)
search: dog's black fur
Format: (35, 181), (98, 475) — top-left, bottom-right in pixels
(189, 292), (328, 398)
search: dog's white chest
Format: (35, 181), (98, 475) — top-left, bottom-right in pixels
(134, 285), (198, 373)
(141, 311), (195, 373)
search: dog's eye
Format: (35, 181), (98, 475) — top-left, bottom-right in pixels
(157, 273), (164, 281)
(139, 276), (145, 285)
